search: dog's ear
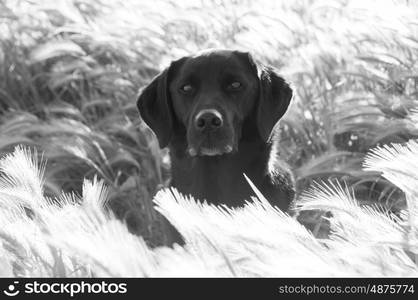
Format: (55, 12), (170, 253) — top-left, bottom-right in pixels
(257, 66), (293, 141)
(237, 52), (293, 142)
(137, 58), (185, 148)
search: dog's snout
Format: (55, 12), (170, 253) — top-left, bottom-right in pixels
(194, 109), (223, 131)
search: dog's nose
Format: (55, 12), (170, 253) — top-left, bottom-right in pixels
(194, 109), (223, 131)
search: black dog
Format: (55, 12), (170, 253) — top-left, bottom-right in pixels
(137, 49), (294, 213)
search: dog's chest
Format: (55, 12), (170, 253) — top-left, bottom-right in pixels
(170, 153), (266, 206)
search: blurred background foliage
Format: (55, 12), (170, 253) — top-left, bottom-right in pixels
(0, 0), (417, 245)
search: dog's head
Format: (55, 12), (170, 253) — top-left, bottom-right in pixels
(137, 49), (293, 156)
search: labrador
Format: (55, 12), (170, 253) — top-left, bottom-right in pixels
(137, 49), (294, 214)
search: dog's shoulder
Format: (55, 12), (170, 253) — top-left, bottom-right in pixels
(260, 139), (295, 209)
(267, 157), (295, 194)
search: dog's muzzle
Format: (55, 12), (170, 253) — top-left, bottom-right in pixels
(187, 108), (235, 157)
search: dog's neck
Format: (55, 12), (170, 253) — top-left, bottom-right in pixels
(168, 121), (272, 206)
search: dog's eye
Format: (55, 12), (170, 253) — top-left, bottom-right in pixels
(179, 84), (194, 94)
(227, 81), (242, 90)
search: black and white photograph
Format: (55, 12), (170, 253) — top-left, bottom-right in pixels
(0, 0), (417, 297)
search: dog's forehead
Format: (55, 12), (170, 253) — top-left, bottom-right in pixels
(179, 51), (247, 75)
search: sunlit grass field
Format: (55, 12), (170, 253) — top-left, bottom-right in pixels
(0, 0), (417, 276)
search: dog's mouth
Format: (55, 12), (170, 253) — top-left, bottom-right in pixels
(186, 120), (238, 157)
(187, 145), (234, 157)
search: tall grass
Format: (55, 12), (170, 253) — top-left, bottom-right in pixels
(0, 142), (417, 277)
(0, 0), (417, 245)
